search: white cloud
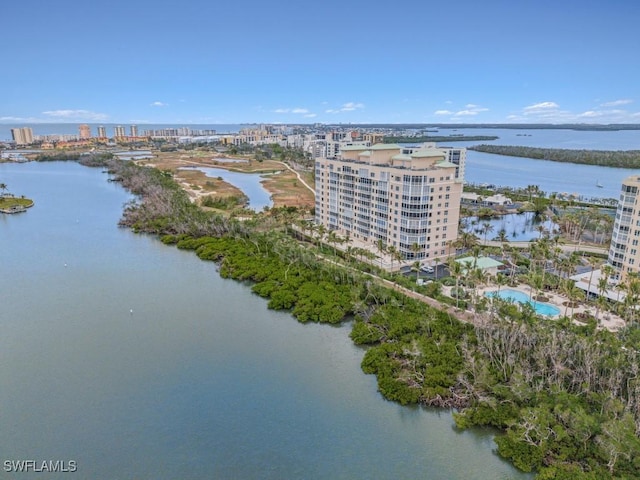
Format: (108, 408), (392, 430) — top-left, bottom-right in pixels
(150, 101), (168, 107)
(273, 107), (311, 115)
(434, 110), (453, 115)
(325, 102), (365, 114)
(523, 101), (559, 112)
(455, 106), (489, 116)
(600, 99), (633, 107)
(303, 113), (317, 118)
(42, 109), (109, 121)
(340, 102), (364, 111)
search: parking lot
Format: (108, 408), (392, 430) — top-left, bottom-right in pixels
(399, 263), (449, 280)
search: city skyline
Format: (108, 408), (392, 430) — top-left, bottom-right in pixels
(1, 0), (639, 125)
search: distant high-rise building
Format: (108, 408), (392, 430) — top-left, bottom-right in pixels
(78, 124), (91, 139)
(608, 175), (640, 281)
(97, 126), (107, 138)
(130, 125), (138, 137)
(114, 125), (126, 138)
(10, 127), (34, 145)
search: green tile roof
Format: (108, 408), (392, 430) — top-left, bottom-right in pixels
(436, 160), (458, 168)
(410, 149), (446, 158)
(392, 154), (412, 161)
(456, 256), (503, 270)
(370, 143), (402, 150)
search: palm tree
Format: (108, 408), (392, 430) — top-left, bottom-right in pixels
(315, 224), (326, 248)
(481, 222), (494, 243)
(376, 239), (387, 269)
(596, 276), (609, 323)
(387, 245), (399, 272)
(433, 257), (441, 281)
(0, 183), (7, 196)
(495, 273), (507, 295)
(410, 242), (422, 262)
(527, 272), (544, 303)
(411, 261), (421, 283)
(448, 257), (464, 309)
(586, 258), (602, 300)
(622, 275), (640, 324)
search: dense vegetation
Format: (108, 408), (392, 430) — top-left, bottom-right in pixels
(33, 151), (116, 164)
(470, 144), (640, 168)
(383, 135), (498, 143)
(338, 123), (640, 131)
(200, 194), (247, 210)
(85, 157), (640, 478)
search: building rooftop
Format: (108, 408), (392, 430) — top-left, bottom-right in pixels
(370, 143), (402, 150)
(435, 160), (458, 168)
(411, 150), (446, 158)
(456, 256), (503, 271)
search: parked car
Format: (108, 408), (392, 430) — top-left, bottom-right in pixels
(420, 264), (435, 273)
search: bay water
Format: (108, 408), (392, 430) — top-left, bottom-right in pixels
(0, 161), (526, 478)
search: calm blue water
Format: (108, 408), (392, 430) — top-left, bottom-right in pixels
(486, 289), (561, 316)
(0, 162), (528, 479)
(464, 211), (558, 242)
(186, 166), (273, 211)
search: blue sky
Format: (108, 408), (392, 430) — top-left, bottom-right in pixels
(1, 0), (639, 125)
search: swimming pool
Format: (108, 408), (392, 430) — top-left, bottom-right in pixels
(485, 289), (561, 316)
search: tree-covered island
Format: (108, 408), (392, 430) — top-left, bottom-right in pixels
(470, 144), (640, 168)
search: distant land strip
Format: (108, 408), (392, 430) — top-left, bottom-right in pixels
(469, 144), (640, 168)
(328, 123), (640, 131)
(383, 135), (498, 143)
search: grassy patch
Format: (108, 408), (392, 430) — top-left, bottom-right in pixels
(0, 197), (33, 208)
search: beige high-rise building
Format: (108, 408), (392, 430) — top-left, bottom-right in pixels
(97, 126), (107, 138)
(130, 125), (138, 137)
(314, 143), (462, 265)
(10, 127), (34, 145)
(608, 174), (640, 281)
(114, 125), (126, 138)
(78, 124), (91, 139)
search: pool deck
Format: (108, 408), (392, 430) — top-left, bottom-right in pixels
(452, 284), (626, 331)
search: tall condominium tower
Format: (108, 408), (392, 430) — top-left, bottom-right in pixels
(78, 124), (91, 139)
(608, 174), (640, 281)
(97, 126), (107, 138)
(114, 125), (126, 138)
(10, 127), (34, 145)
(315, 143), (462, 264)
(130, 125), (138, 137)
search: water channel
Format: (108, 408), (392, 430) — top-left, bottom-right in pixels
(0, 161), (527, 479)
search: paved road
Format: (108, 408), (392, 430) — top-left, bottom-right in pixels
(276, 161), (315, 195)
(482, 240), (608, 255)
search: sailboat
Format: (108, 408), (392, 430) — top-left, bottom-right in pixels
(596, 181), (603, 188)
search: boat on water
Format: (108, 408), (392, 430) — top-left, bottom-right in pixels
(596, 181), (604, 188)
